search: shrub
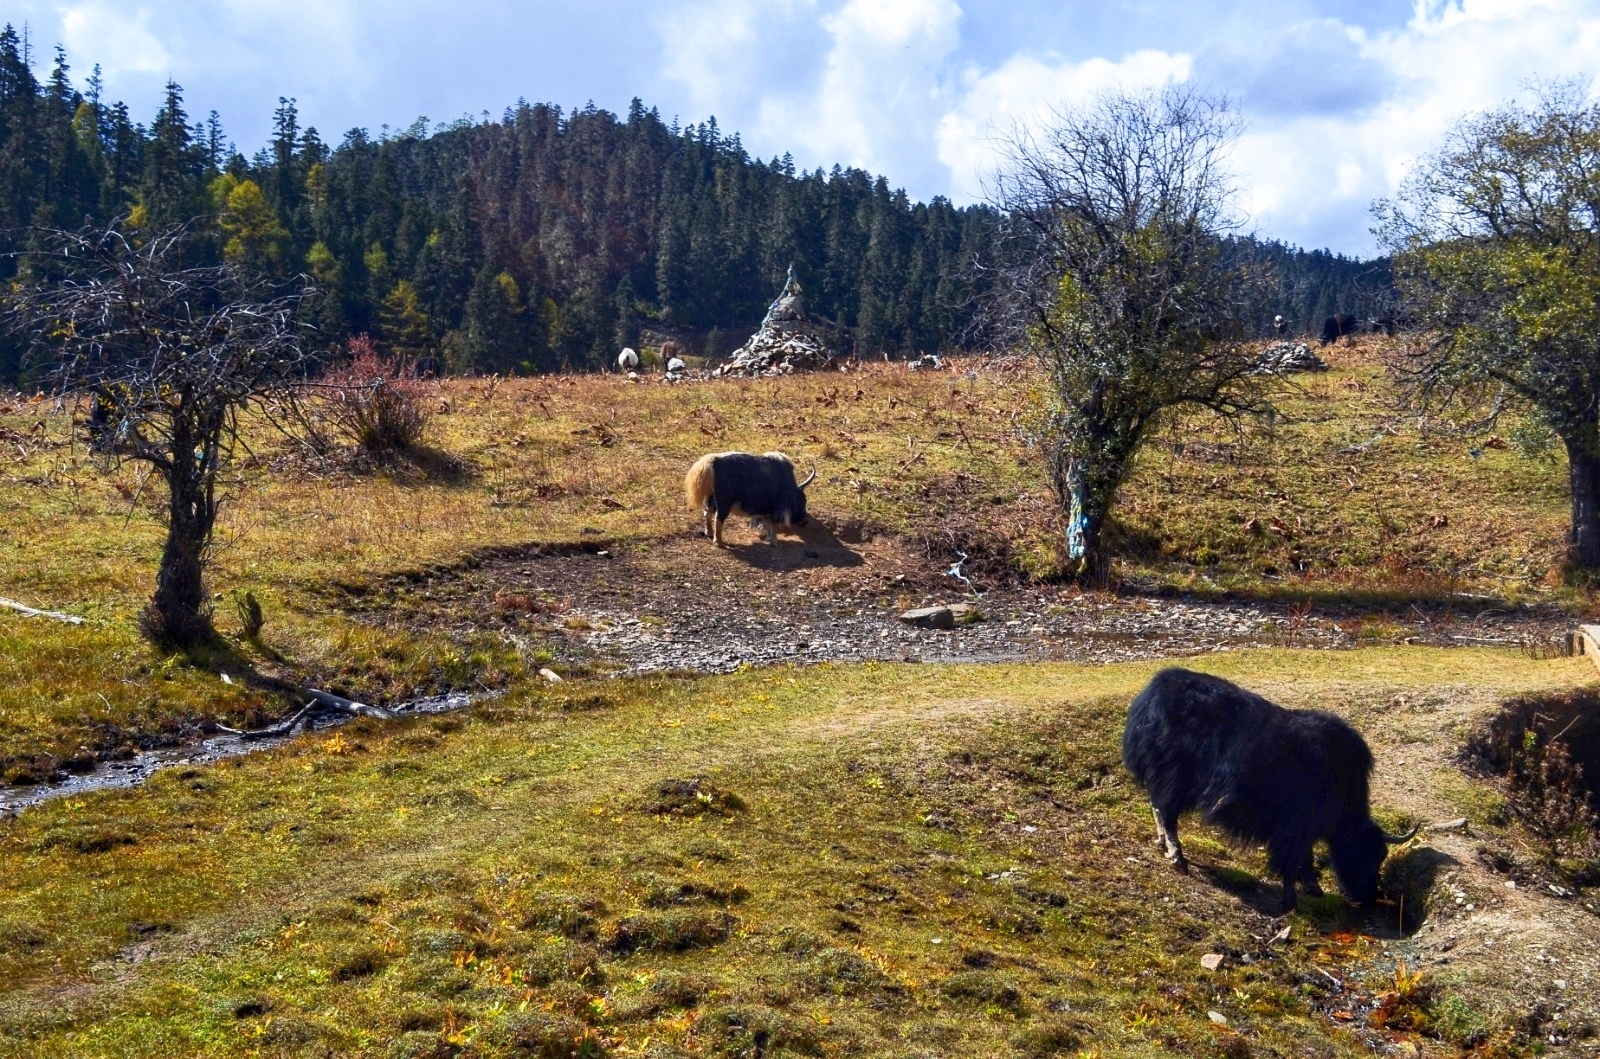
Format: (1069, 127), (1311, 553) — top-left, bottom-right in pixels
(1464, 689), (1600, 858)
(320, 335), (433, 455)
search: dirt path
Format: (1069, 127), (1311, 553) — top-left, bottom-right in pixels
(359, 526), (1571, 676)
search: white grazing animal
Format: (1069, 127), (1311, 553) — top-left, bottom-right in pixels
(618, 348), (639, 371)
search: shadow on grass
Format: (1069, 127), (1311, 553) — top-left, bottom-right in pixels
(352, 443), (477, 486)
(1195, 863), (1292, 917)
(1381, 844), (1459, 937)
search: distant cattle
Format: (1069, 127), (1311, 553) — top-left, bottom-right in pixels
(618, 348), (639, 371)
(1121, 668), (1416, 911)
(685, 451), (815, 546)
(1319, 314), (1359, 345)
(412, 356), (441, 379)
(1273, 314), (1286, 336)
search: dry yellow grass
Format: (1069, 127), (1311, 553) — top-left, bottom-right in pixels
(0, 342), (1583, 769)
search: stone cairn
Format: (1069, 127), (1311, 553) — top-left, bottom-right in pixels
(1253, 341), (1329, 375)
(714, 266), (844, 377)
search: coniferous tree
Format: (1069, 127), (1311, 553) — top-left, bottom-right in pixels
(141, 80), (203, 226)
(460, 267), (533, 374)
(0, 38), (1389, 386)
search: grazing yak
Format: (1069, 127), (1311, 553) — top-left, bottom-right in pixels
(617, 348), (639, 371)
(685, 451), (815, 546)
(1319, 314), (1360, 345)
(1122, 668), (1416, 911)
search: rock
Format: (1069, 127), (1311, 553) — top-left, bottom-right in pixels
(718, 265), (847, 378)
(1270, 925), (1292, 945)
(539, 668), (563, 684)
(948, 603), (984, 624)
(1253, 341), (1328, 375)
(908, 353), (942, 371)
(1200, 953), (1225, 971)
(1428, 817), (1470, 833)
(899, 606), (955, 630)
(1207, 1010), (1228, 1025)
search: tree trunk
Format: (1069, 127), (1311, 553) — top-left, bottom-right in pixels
(1046, 430), (1132, 587)
(1566, 435), (1600, 570)
(145, 451), (218, 647)
(1074, 472), (1120, 587)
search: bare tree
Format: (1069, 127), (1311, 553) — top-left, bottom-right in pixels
(988, 85), (1271, 581)
(9, 222), (316, 646)
(1376, 82), (1600, 571)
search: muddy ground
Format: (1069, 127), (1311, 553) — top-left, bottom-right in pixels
(353, 520), (1573, 676)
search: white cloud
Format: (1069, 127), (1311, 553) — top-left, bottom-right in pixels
(658, 0), (820, 113)
(1233, 0), (1600, 250)
(756, 0), (964, 185)
(935, 49), (1193, 201)
(59, 3), (170, 76)
(931, 0), (1600, 251)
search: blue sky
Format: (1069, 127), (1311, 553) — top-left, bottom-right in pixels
(9, 0), (1600, 255)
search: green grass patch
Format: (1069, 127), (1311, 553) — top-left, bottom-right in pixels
(0, 648), (1586, 1057)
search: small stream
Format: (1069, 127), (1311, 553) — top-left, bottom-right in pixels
(0, 691), (473, 817)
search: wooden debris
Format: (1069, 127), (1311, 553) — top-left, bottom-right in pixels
(0, 596), (84, 625)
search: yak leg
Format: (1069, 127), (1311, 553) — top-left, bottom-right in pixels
(758, 517), (776, 544)
(713, 499), (735, 547)
(1299, 851), (1324, 898)
(1280, 875), (1299, 913)
(703, 504), (716, 541)
(1152, 805), (1187, 872)
(1273, 845), (1311, 912)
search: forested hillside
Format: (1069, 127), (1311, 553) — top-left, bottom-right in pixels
(0, 28), (1386, 381)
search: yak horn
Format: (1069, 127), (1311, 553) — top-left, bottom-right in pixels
(799, 464), (817, 489)
(1383, 823), (1421, 844)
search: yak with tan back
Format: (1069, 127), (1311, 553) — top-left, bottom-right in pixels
(685, 451), (816, 546)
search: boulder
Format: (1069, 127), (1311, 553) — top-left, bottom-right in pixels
(899, 606), (955, 630)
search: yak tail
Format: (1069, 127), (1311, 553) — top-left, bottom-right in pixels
(685, 454), (717, 510)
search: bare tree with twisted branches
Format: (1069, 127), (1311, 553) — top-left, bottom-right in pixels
(8, 222), (317, 647)
(987, 85), (1273, 581)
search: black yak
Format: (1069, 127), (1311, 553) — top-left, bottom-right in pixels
(1319, 314), (1359, 345)
(685, 451), (815, 546)
(1121, 668), (1416, 911)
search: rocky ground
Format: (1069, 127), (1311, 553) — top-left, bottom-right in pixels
(359, 520), (1573, 677)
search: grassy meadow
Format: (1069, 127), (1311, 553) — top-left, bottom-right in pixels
(0, 648), (1590, 1058)
(0, 339), (1579, 772)
(0, 339), (1595, 1056)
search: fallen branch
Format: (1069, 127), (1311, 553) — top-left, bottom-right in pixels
(0, 596), (84, 624)
(214, 687), (396, 740)
(305, 688), (396, 720)
(215, 702), (317, 740)
(1338, 425), (1395, 454)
